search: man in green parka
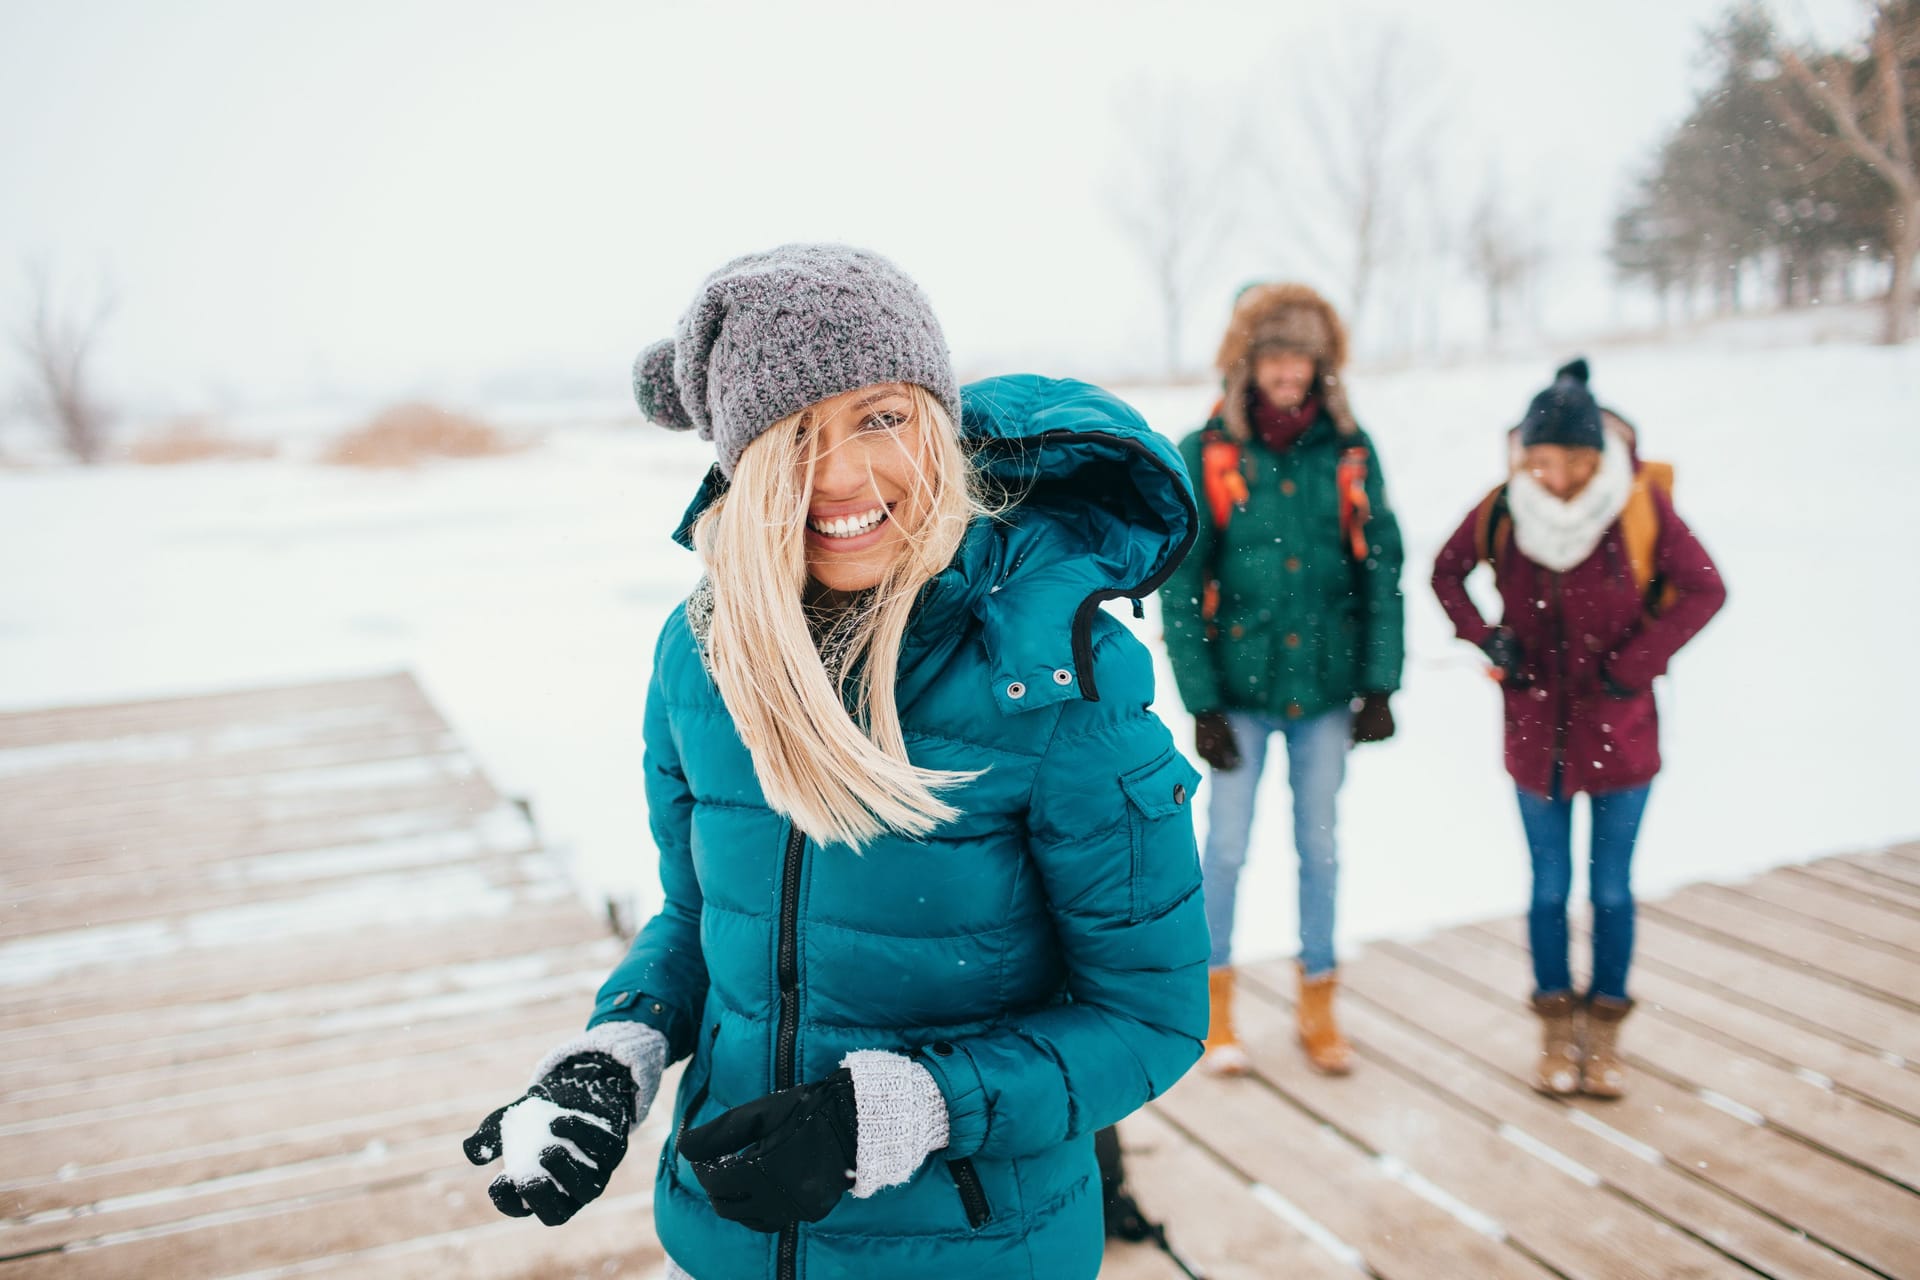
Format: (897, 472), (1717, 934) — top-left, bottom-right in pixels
(1162, 282), (1404, 1077)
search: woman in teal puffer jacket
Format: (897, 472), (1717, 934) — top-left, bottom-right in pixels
(461, 245), (1209, 1280)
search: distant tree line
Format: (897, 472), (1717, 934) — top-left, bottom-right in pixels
(1612, 2), (1920, 343)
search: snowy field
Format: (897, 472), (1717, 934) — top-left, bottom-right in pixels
(2, 327), (1916, 967)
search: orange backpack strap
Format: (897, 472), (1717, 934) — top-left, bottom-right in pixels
(1200, 434), (1249, 530)
(1621, 461), (1675, 615)
(1336, 446), (1371, 559)
(1471, 484), (1510, 567)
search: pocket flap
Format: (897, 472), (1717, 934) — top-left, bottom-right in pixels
(1120, 750), (1202, 820)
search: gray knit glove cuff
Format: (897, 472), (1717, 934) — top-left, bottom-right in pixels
(841, 1049), (951, 1199)
(529, 1021), (669, 1132)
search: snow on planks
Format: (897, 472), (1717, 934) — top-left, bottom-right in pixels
(0, 675), (649, 1279)
(1124, 842), (1920, 1279)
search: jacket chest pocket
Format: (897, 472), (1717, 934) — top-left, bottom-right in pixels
(1119, 750), (1204, 923)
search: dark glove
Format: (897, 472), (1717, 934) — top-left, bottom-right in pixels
(680, 1068), (858, 1233)
(1350, 692), (1395, 744)
(1193, 710), (1242, 771)
(463, 1052), (634, 1226)
(1479, 627), (1528, 688)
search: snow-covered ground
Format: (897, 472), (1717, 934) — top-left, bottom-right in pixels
(3, 326), (1915, 967)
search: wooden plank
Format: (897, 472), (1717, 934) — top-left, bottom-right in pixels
(1152, 1069), (1551, 1280)
(1647, 886), (1920, 1007)
(0, 717), (453, 808)
(1795, 860), (1920, 914)
(0, 963), (599, 1103)
(1627, 913), (1920, 1061)
(1414, 926), (1920, 1192)
(1719, 875), (1920, 958)
(0, 845), (540, 943)
(0, 967), (611, 1128)
(0, 674), (428, 748)
(1843, 850), (1920, 892)
(1474, 914), (1920, 1121)
(267, 1192), (664, 1280)
(0, 1146), (657, 1279)
(1373, 937), (1920, 1277)
(1201, 975), (1751, 1280)
(0, 897), (598, 1033)
(1114, 1106), (1353, 1280)
(1312, 953), (1870, 1280)
(0, 773), (505, 861)
(0, 795), (504, 877)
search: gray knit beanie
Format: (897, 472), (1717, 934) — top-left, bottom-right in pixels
(631, 244), (960, 478)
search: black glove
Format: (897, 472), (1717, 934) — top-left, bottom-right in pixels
(463, 1052), (635, 1226)
(1479, 627), (1528, 688)
(1351, 692), (1395, 744)
(1193, 710), (1242, 771)
(680, 1068), (858, 1233)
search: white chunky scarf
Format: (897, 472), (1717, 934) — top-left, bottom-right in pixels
(1505, 428), (1633, 572)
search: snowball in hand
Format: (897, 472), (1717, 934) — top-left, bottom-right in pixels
(500, 1097), (612, 1184)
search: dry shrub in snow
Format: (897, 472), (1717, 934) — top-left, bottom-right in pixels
(321, 403), (520, 468)
(127, 418), (276, 465)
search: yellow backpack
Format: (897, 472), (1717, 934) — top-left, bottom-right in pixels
(1473, 445), (1676, 617)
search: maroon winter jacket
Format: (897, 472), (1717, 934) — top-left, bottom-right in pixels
(1431, 483), (1726, 797)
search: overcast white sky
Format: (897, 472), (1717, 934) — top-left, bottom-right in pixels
(0, 0), (1870, 415)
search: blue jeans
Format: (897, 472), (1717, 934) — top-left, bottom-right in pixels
(1201, 707), (1350, 976)
(1517, 782), (1652, 1001)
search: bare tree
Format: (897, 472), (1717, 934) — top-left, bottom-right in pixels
(14, 262), (115, 462)
(1464, 167), (1540, 345)
(1776, 2), (1920, 344)
(1262, 24), (1450, 347)
(1106, 83), (1241, 378)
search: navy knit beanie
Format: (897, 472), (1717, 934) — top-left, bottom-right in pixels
(631, 244), (959, 479)
(1518, 358), (1604, 450)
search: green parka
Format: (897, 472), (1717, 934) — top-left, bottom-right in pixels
(1162, 411), (1405, 721)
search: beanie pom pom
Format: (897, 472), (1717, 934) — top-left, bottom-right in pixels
(1554, 357), (1591, 386)
(632, 339), (694, 431)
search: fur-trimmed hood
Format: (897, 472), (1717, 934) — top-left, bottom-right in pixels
(1213, 283), (1356, 441)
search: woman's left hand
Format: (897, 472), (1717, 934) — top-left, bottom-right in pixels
(680, 1070), (859, 1232)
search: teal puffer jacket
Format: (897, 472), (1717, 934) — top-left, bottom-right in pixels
(589, 375), (1209, 1280)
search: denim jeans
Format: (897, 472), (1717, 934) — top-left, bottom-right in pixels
(1516, 782), (1652, 1001)
(1201, 706), (1351, 976)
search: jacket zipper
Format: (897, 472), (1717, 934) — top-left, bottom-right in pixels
(775, 823), (806, 1280)
(949, 1158), (992, 1228)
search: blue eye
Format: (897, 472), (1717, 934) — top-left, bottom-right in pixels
(862, 410), (907, 432)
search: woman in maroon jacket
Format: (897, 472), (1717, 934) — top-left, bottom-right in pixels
(1432, 359), (1724, 1100)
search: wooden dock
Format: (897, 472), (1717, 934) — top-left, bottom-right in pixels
(2, 676), (1916, 1278)
(1107, 845), (1920, 1280)
(0, 675), (669, 1278)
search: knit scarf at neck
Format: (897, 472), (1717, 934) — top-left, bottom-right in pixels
(1253, 393), (1320, 453)
(1505, 429), (1633, 572)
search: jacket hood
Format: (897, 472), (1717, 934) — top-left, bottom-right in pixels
(672, 374), (1197, 713)
(1213, 283), (1357, 441)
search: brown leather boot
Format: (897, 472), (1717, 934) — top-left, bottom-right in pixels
(1296, 964), (1352, 1075)
(1581, 995), (1634, 1099)
(1530, 991), (1581, 1095)
(1202, 967), (1251, 1076)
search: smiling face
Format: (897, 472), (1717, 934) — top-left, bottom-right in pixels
(797, 382), (931, 591)
(1252, 350), (1317, 412)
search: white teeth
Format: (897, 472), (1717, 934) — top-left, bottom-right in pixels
(809, 507), (887, 539)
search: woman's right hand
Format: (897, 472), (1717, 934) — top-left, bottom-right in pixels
(463, 1021), (667, 1226)
(464, 1052), (635, 1225)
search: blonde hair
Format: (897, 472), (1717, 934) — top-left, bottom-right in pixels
(692, 385), (986, 849)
